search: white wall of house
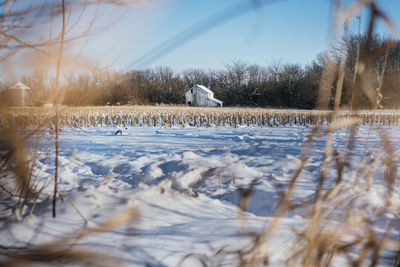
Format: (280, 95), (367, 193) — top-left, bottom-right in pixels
(185, 89), (194, 105)
(185, 85), (222, 107)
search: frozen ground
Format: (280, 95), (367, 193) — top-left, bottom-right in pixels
(1, 125), (400, 266)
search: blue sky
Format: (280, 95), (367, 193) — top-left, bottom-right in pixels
(3, 0), (400, 80)
(88, 0), (399, 72)
(86, 0), (335, 71)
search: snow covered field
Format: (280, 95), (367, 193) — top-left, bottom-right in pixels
(2, 124), (400, 266)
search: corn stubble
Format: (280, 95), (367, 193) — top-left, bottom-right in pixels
(2, 106), (400, 129)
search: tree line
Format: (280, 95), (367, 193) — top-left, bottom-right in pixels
(11, 34), (400, 109)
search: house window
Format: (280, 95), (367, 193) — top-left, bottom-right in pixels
(191, 89), (193, 94)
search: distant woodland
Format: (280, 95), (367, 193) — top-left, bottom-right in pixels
(5, 34), (400, 109)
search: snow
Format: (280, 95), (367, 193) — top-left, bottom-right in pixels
(1, 124), (400, 266)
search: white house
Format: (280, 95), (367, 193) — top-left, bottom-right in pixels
(185, 85), (222, 107)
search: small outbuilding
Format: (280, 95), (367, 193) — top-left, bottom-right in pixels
(185, 85), (222, 107)
(2, 82), (31, 107)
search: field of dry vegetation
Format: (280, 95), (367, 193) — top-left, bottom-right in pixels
(3, 106), (400, 129)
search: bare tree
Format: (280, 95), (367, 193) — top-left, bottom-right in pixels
(182, 68), (210, 88)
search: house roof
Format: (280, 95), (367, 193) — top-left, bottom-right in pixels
(195, 85), (213, 95)
(208, 97), (223, 105)
(185, 84), (213, 95)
